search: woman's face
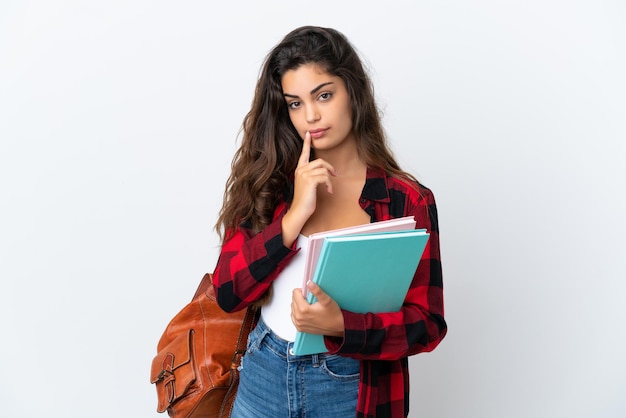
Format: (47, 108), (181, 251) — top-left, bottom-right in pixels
(281, 64), (354, 152)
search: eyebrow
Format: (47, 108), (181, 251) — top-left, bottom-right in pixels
(283, 81), (335, 99)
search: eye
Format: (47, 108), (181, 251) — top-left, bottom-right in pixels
(318, 92), (333, 101)
(288, 101), (301, 110)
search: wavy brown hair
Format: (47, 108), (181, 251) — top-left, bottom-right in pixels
(215, 26), (418, 243)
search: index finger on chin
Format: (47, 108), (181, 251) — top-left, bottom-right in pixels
(297, 131), (311, 167)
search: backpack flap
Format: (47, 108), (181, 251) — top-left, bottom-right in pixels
(150, 329), (197, 413)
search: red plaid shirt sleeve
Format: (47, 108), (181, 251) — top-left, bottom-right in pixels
(213, 200), (299, 312)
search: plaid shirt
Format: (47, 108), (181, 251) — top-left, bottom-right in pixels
(214, 167), (446, 418)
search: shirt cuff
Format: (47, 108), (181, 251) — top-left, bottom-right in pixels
(261, 216), (298, 261)
(324, 310), (367, 354)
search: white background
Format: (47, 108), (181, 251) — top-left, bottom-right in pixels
(1, 1), (625, 417)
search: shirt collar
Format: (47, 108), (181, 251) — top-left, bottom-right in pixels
(362, 167), (390, 203)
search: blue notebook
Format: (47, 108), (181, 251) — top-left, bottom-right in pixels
(292, 228), (429, 355)
(302, 216), (417, 297)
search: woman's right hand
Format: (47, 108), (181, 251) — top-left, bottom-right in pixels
(281, 131), (336, 246)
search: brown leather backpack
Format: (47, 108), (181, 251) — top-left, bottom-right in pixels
(150, 273), (258, 417)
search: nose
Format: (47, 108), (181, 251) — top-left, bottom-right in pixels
(305, 104), (320, 123)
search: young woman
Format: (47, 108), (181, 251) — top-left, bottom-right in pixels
(213, 26), (446, 418)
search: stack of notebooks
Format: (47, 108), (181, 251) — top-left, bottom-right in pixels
(293, 216), (429, 355)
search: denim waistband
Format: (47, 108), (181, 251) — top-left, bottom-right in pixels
(255, 316), (330, 364)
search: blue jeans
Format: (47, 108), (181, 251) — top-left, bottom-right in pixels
(231, 317), (360, 418)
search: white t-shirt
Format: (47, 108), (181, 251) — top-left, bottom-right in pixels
(260, 235), (308, 341)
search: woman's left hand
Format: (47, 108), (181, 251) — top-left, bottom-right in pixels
(291, 281), (344, 337)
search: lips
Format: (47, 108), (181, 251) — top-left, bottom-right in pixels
(308, 129), (327, 139)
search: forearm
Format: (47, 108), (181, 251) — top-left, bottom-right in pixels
(281, 208), (307, 248)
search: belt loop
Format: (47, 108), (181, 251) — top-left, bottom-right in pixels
(312, 353), (320, 367)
